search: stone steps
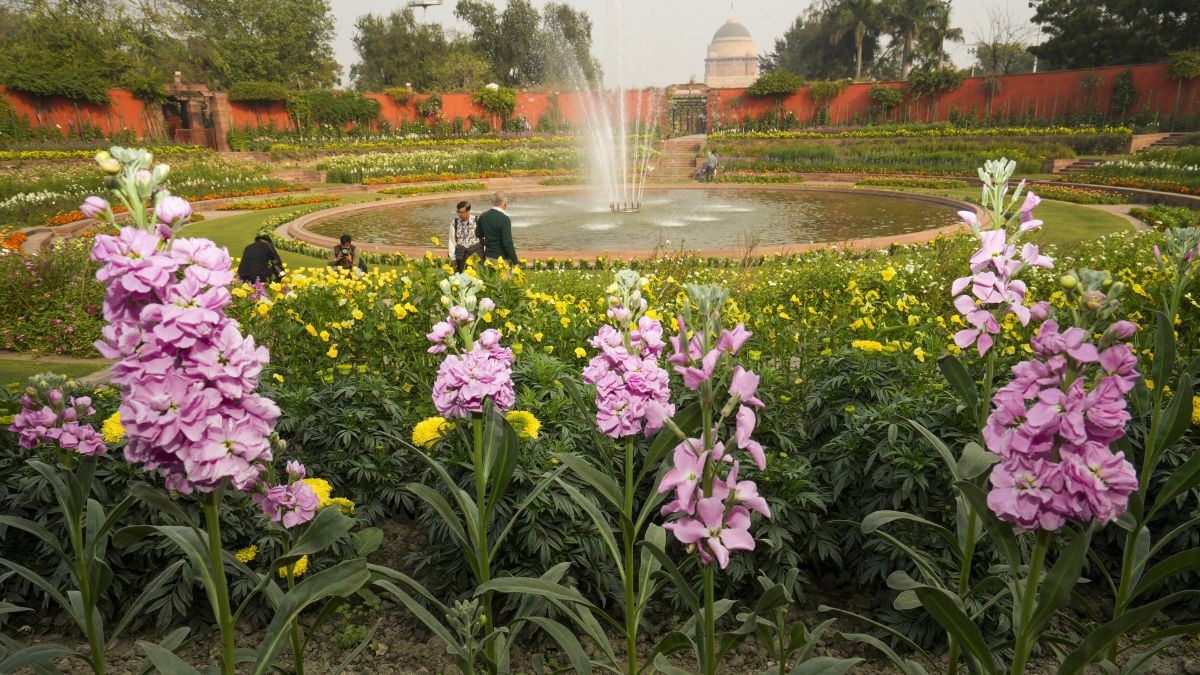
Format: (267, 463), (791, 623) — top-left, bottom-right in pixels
(1058, 158), (1104, 174)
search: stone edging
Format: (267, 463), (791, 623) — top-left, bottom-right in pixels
(282, 184), (983, 261)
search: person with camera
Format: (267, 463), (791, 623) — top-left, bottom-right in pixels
(448, 200), (484, 273)
(330, 234), (366, 273)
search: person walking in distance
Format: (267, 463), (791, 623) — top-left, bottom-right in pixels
(475, 191), (519, 268)
(448, 200), (483, 273)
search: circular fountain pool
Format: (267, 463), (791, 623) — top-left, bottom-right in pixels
(307, 187), (962, 253)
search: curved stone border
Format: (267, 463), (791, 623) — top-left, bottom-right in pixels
(284, 183), (982, 261)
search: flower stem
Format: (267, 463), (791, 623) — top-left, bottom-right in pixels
(285, 533), (305, 675)
(702, 565), (716, 675)
(202, 491), (236, 675)
(1011, 531), (1050, 675)
(623, 438), (638, 675)
(471, 414), (495, 673)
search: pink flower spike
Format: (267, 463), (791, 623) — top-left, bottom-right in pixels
(728, 366), (764, 408)
(717, 324), (752, 354)
(658, 444), (709, 511)
(1021, 243), (1053, 269)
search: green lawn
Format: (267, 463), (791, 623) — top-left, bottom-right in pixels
(182, 194), (382, 270)
(921, 187), (1134, 248)
(0, 360), (107, 387)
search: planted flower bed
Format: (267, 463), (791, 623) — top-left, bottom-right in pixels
(2, 150), (1200, 673)
(317, 149), (582, 184)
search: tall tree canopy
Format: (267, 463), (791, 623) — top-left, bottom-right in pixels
(350, 9), (453, 91)
(455, 0), (601, 88)
(764, 1), (884, 81)
(1028, 0), (1200, 69)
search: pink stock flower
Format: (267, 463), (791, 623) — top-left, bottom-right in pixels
(154, 195), (192, 225)
(717, 324), (752, 354)
(584, 318), (673, 439)
(9, 393), (106, 456)
(987, 460), (1069, 531)
(432, 343), (516, 418)
(711, 462), (771, 518)
(1059, 442), (1138, 524)
(662, 498), (755, 569)
(658, 441), (708, 514)
(729, 366), (764, 408)
(255, 480), (319, 529)
(80, 196), (109, 219)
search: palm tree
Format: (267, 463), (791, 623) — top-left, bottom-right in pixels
(883, 0), (937, 79)
(829, 0), (881, 81)
(920, 0), (963, 68)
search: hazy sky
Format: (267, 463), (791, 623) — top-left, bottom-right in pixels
(329, 0), (1038, 88)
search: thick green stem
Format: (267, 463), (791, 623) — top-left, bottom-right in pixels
(284, 531), (306, 675)
(202, 491), (236, 675)
(1011, 532), (1050, 675)
(623, 438), (638, 674)
(702, 566), (716, 675)
(471, 415), (495, 673)
(76, 544), (106, 675)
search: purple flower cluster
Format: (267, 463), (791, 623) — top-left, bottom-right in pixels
(431, 327), (515, 418)
(91, 224), (282, 495)
(658, 317), (771, 569)
(9, 390), (106, 456)
(952, 194), (1053, 356)
(582, 316), (673, 438)
(254, 461), (319, 529)
(984, 319), (1140, 530)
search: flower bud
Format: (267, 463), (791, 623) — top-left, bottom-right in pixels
(153, 163), (170, 182)
(1059, 274), (1078, 289)
(154, 195), (192, 225)
(479, 298), (495, 314)
(1028, 301), (1051, 323)
(48, 390), (63, 405)
(1081, 290), (1106, 311)
(79, 196), (109, 219)
(97, 157), (122, 174)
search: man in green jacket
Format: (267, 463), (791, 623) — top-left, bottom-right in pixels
(475, 191), (519, 267)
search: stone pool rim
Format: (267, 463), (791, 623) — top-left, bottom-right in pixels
(282, 183), (982, 261)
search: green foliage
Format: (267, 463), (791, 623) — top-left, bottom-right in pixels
(383, 87), (414, 105)
(286, 90), (380, 129)
(350, 8), (449, 92)
(869, 84), (904, 111)
(228, 81), (290, 102)
(455, 0), (600, 87)
(747, 71), (805, 97)
(473, 87), (518, 118)
(907, 67), (965, 99)
(972, 41), (1035, 75)
(416, 93), (443, 118)
(808, 80), (850, 103)
(763, 6), (884, 80)
(1110, 70), (1137, 113)
(1167, 49), (1200, 80)
(1129, 204), (1200, 230)
(1030, 0), (1200, 69)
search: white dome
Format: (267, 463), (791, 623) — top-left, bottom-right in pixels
(705, 20), (759, 88)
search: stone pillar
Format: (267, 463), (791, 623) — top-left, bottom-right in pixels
(210, 92), (233, 152)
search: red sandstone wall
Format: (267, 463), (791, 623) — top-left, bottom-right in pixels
(712, 63), (1199, 127)
(0, 85), (165, 138)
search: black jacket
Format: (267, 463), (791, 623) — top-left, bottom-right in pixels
(475, 208), (518, 265)
(237, 241), (283, 282)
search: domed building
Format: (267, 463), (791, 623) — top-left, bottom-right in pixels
(704, 19), (760, 88)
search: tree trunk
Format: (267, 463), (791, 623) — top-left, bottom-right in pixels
(902, 33), (914, 79)
(854, 25), (865, 81)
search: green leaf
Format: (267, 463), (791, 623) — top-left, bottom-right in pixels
(643, 540), (700, 613)
(251, 559), (370, 675)
(137, 628), (190, 675)
(957, 442), (998, 481)
(1148, 376), (1193, 464)
(491, 465), (567, 560)
(127, 483), (194, 525)
(911, 420), (961, 481)
(0, 516), (68, 561)
(483, 403), (520, 515)
(912, 587), (997, 674)
(406, 483), (470, 554)
(838, 633), (929, 675)
(1132, 548), (1200, 600)
(353, 528), (384, 557)
(638, 403), (702, 486)
(653, 652), (694, 675)
(0, 644), (75, 673)
(1030, 528), (1089, 636)
(1059, 591), (1199, 674)
(553, 452), (623, 512)
(1149, 310), (1175, 386)
(371, 579), (460, 651)
(789, 657), (864, 675)
(553, 480), (623, 577)
(862, 510), (960, 553)
(476, 576), (590, 607)
(1150, 446), (1200, 520)
(957, 482), (1020, 569)
(938, 354), (979, 417)
(109, 560), (185, 645)
(0, 560), (79, 628)
(284, 506), (355, 558)
(135, 641), (203, 675)
(117, 525), (220, 627)
(524, 616), (593, 675)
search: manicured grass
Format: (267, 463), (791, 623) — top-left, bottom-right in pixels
(0, 360), (107, 387)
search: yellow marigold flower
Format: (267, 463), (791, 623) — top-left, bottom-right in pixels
(413, 416), (453, 448)
(256, 302), (271, 316)
(274, 373), (285, 383)
(506, 410), (541, 440)
(533, 332), (544, 342)
(102, 411), (125, 444)
(852, 339), (885, 353)
(278, 554), (308, 578)
(820, 348), (833, 356)
(394, 305), (408, 320)
(881, 267), (897, 282)
(328, 497), (355, 515)
(351, 309), (364, 320)
(303, 478), (333, 505)
(326, 345), (339, 358)
(575, 347), (587, 359)
(235, 545), (258, 563)
(431, 235), (441, 246)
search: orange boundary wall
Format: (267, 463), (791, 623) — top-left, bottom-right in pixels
(0, 85), (165, 138)
(4, 63), (1197, 139)
(711, 63), (1199, 127)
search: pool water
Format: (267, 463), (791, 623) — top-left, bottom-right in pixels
(309, 187), (958, 251)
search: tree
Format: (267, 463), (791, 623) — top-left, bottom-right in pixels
(455, 0), (601, 89)
(170, 0), (340, 88)
(918, 1), (963, 69)
(0, 1), (129, 103)
(1028, 0), (1200, 70)
(350, 9), (450, 91)
(829, 0), (883, 81)
(764, 2), (883, 81)
(430, 52), (493, 92)
(541, 2), (602, 86)
(970, 3), (1036, 75)
(882, 0), (940, 79)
